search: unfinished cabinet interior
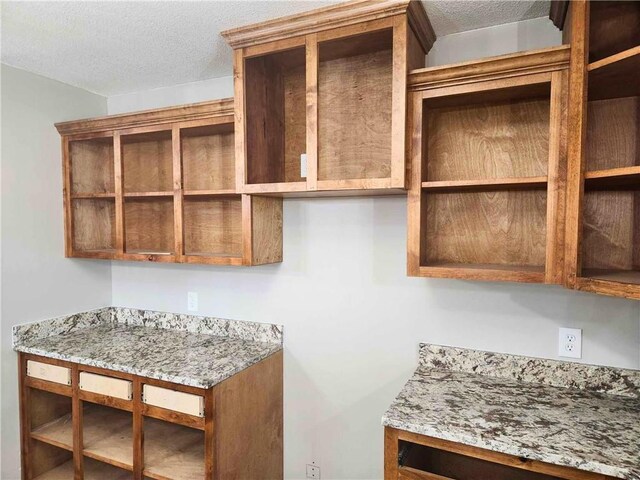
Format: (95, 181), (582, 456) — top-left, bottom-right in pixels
(19, 353), (283, 479)
(384, 427), (617, 480)
(56, 99), (282, 266)
(564, 0), (640, 300)
(407, 46), (570, 283)
(222, 0), (435, 196)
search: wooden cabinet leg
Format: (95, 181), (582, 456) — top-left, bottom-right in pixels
(384, 427), (399, 480)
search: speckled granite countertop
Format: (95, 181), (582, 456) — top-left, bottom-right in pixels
(13, 307), (282, 389)
(383, 344), (640, 480)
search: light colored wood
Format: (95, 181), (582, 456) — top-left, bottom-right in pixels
(124, 198), (174, 254)
(55, 99), (234, 136)
(172, 125), (184, 262)
(82, 404), (133, 470)
(27, 361), (72, 386)
(221, 0), (435, 54)
(114, 133), (125, 255)
(408, 45), (570, 90)
(384, 425), (399, 480)
(142, 385), (204, 418)
(183, 196), (242, 257)
(143, 418), (204, 480)
(33, 458), (132, 480)
(398, 466), (454, 480)
(31, 441), (73, 480)
(422, 177), (547, 192)
(122, 131), (173, 194)
(79, 373), (132, 401)
(72, 199), (116, 253)
(588, 44), (640, 71)
(69, 138), (114, 194)
(248, 195), (284, 265)
(212, 351), (283, 480)
(31, 413), (73, 450)
(306, 33), (319, 191)
(182, 123), (235, 191)
(588, 0), (640, 63)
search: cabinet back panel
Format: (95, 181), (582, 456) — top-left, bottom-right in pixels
(586, 97), (639, 171)
(183, 197), (242, 256)
(124, 198), (174, 253)
(318, 48), (393, 180)
(70, 139), (114, 194)
(245, 49), (306, 184)
(589, 1), (640, 63)
(72, 199), (116, 251)
(182, 126), (235, 191)
(582, 190), (640, 270)
(31, 440), (73, 479)
(426, 99), (550, 182)
(122, 137), (173, 193)
(423, 190), (547, 266)
(29, 389), (72, 431)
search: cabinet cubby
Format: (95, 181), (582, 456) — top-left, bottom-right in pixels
(407, 47), (569, 284)
(56, 99), (283, 266)
(82, 404), (133, 471)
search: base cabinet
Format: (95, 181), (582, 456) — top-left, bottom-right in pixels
(19, 352), (283, 480)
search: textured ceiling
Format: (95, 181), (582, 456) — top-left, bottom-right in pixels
(1, 1), (551, 96)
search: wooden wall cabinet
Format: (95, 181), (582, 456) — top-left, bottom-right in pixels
(56, 99), (283, 266)
(406, 46), (570, 283)
(222, 0), (435, 196)
(564, 0), (640, 300)
(19, 353), (283, 479)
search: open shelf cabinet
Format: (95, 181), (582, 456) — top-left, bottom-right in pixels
(56, 99), (282, 266)
(407, 46), (570, 284)
(19, 352), (283, 479)
(564, 0), (640, 300)
(222, 0), (435, 196)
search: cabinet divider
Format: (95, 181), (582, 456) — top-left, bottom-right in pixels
(114, 133), (125, 256)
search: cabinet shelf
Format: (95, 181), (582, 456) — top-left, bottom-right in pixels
(421, 177), (547, 192)
(33, 457), (132, 480)
(72, 192), (116, 199)
(124, 192), (174, 198)
(585, 166), (640, 189)
(143, 418), (204, 480)
(183, 189), (236, 197)
(588, 45), (640, 101)
(582, 269), (640, 285)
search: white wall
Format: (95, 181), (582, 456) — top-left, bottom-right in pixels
(108, 19), (640, 480)
(1, 65), (112, 479)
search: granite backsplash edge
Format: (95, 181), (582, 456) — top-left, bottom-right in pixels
(13, 306), (283, 348)
(420, 343), (640, 398)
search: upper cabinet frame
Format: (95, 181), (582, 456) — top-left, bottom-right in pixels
(406, 46), (570, 283)
(55, 100), (283, 266)
(563, 0), (640, 300)
(222, 0), (435, 196)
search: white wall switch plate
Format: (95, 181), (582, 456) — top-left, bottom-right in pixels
(558, 327), (582, 359)
(187, 291), (198, 312)
(306, 464), (320, 479)
(300, 153), (307, 178)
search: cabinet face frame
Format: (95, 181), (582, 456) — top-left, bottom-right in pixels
(564, 0), (640, 300)
(406, 46), (570, 284)
(57, 100), (283, 266)
(227, 2), (434, 196)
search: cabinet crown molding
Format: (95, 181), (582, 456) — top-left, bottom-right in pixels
(408, 45), (570, 91)
(220, 0), (436, 54)
(55, 98), (234, 136)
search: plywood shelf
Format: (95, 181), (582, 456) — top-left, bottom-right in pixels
(33, 457), (132, 480)
(581, 269), (640, 285)
(421, 177), (547, 192)
(31, 413), (72, 451)
(72, 193), (116, 199)
(419, 263), (545, 283)
(143, 418), (204, 480)
(588, 45), (640, 101)
(585, 166), (640, 189)
(124, 192), (174, 198)
(183, 189), (237, 196)
(82, 404), (133, 470)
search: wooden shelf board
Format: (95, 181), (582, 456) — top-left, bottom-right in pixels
(72, 193), (116, 199)
(31, 414), (73, 451)
(143, 418), (204, 480)
(418, 263), (545, 283)
(125, 250), (172, 256)
(184, 251), (242, 258)
(124, 191), (174, 198)
(33, 458), (132, 480)
(581, 269), (640, 285)
(421, 176), (547, 192)
(183, 189), (237, 197)
(585, 166), (640, 189)
(83, 404), (133, 470)
(588, 45), (640, 100)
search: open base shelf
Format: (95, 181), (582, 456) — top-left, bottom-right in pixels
(143, 418), (204, 480)
(581, 269), (640, 285)
(33, 457), (132, 480)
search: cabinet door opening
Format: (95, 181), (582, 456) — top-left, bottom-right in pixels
(143, 417), (204, 480)
(72, 198), (116, 254)
(182, 123), (235, 193)
(122, 130), (173, 194)
(244, 46), (306, 185)
(82, 403), (133, 471)
(317, 28), (393, 182)
(69, 137), (115, 195)
(183, 196), (242, 258)
(124, 197), (174, 255)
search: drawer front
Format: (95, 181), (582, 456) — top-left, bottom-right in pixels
(142, 385), (204, 417)
(79, 372), (133, 400)
(26, 360), (72, 385)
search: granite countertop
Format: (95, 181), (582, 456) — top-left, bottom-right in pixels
(13, 307), (283, 389)
(383, 344), (640, 480)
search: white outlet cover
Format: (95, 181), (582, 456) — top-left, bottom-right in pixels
(187, 291), (198, 312)
(558, 327), (582, 359)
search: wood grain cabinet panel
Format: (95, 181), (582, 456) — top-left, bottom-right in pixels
(55, 99), (283, 266)
(564, 0), (640, 300)
(222, 0), (436, 196)
(407, 46), (570, 284)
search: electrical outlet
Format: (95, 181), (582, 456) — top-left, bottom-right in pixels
(306, 463), (320, 479)
(558, 327), (582, 359)
(187, 292), (198, 312)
